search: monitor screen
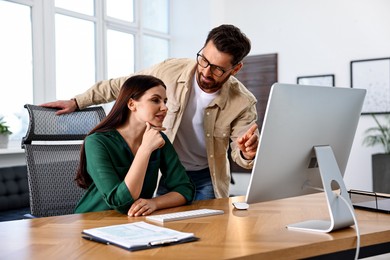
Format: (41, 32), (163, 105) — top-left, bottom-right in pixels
(245, 83), (366, 205)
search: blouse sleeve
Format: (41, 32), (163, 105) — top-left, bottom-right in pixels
(84, 134), (134, 213)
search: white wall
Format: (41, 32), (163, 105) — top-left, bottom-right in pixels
(169, 0), (211, 58)
(170, 0), (390, 191)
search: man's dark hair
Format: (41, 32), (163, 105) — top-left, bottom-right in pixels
(205, 24), (251, 65)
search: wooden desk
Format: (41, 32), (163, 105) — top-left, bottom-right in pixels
(0, 193), (389, 259)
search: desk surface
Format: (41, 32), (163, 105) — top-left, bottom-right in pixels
(1, 193), (389, 259)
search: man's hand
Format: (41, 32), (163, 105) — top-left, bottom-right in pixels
(40, 99), (78, 115)
(236, 124), (259, 160)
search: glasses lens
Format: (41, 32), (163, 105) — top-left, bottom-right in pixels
(197, 54), (208, 68)
(212, 67), (224, 77)
(196, 53), (225, 77)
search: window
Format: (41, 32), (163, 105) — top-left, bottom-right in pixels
(107, 30), (135, 79)
(55, 14), (96, 100)
(142, 0), (169, 33)
(0, 1), (32, 141)
(55, 0), (94, 16)
(0, 0), (170, 147)
(142, 35), (169, 69)
(106, 0), (134, 22)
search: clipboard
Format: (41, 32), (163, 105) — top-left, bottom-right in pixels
(82, 221), (199, 251)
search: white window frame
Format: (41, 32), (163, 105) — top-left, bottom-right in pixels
(4, 0), (170, 103)
(1, 0), (170, 152)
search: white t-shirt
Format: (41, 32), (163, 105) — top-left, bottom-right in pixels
(173, 75), (220, 171)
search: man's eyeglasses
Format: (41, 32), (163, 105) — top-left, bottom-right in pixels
(196, 52), (236, 77)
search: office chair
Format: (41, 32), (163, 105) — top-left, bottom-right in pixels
(21, 104), (106, 217)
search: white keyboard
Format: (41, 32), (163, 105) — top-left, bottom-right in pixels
(146, 208), (224, 223)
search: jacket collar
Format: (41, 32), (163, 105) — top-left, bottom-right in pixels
(207, 77), (236, 110)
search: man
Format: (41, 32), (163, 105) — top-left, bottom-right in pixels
(42, 24), (259, 200)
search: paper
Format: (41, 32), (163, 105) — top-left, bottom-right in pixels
(82, 221), (196, 250)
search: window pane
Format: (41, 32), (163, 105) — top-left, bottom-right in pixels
(55, 14), (95, 100)
(107, 30), (135, 78)
(142, 36), (169, 69)
(143, 0), (168, 33)
(0, 2), (32, 141)
(55, 0), (94, 16)
(106, 0), (134, 22)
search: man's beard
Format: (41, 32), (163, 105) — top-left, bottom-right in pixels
(196, 69), (230, 93)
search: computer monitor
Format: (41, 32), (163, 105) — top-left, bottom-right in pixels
(244, 83), (366, 232)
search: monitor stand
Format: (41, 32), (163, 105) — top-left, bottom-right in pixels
(287, 145), (355, 233)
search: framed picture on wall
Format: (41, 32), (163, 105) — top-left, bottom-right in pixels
(351, 57), (390, 114)
(297, 74), (335, 87)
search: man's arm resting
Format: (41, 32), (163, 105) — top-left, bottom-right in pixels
(40, 99), (79, 115)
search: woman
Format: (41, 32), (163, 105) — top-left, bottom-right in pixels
(74, 75), (195, 216)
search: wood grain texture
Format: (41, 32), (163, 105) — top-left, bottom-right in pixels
(0, 193), (389, 259)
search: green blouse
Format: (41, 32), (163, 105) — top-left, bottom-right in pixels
(74, 130), (194, 214)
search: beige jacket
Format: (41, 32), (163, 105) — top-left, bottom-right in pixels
(75, 58), (258, 198)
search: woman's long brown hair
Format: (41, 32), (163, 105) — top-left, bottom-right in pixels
(75, 75), (166, 189)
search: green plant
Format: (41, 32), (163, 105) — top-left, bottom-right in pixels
(0, 116), (12, 135)
(362, 114), (390, 154)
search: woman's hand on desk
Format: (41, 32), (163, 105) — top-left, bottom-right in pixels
(128, 198), (157, 217)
